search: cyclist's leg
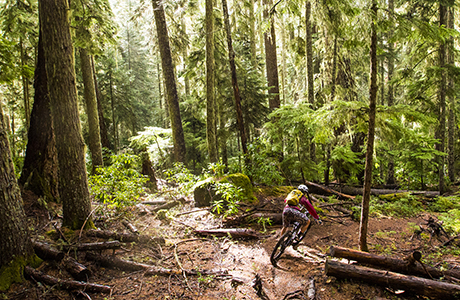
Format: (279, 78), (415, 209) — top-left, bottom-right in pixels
(280, 207), (295, 237)
(290, 209), (310, 247)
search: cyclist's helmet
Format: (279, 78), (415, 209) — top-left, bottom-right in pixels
(298, 184), (309, 195)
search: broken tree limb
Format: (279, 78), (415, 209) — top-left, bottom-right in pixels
(86, 229), (165, 245)
(194, 228), (260, 240)
(141, 200), (168, 206)
(122, 220), (138, 234)
(62, 241), (122, 252)
(62, 256), (91, 281)
(305, 181), (355, 200)
(325, 259), (460, 300)
(85, 252), (229, 278)
(25, 266), (111, 293)
(32, 240), (65, 261)
(328, 246), (460, 280)
(151, 200), (182, 212)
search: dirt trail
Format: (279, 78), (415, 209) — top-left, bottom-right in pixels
(5, 191), (453, 300)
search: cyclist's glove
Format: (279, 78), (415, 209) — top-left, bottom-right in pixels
(316, 219), (323, 225)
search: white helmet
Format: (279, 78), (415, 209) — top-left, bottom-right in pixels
(298, 184), (309, 195)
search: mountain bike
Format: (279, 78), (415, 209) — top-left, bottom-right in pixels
(270, 209), (312, 267)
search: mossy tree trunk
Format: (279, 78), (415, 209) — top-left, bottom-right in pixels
(0, 103), (34, 291)
(359, 0), (378, 252)
(206, 0), (218, 163)
(19, 29), (59, 202)
(91, 56), (111, 150)
(152, 0), (187, 163)
(80, 47), (103, 172)
(40, 0), (92, 229)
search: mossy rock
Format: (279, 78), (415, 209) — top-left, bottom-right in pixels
(220, 173), (258, 204)
(193, 177), (220, 208)
(193, 173), (258, 207)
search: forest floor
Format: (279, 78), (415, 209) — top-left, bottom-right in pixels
(4, 186), (460, 300)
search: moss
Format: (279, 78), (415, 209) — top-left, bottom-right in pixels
(258, 186), (294, 197)
(378, 192), (410, 202)
(0, 254), (42, 291)
(221, 173), (258, 204)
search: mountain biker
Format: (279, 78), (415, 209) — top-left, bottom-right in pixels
(280, 184), (322, 249)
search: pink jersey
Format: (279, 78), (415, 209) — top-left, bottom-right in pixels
(285, 195), (319, 220)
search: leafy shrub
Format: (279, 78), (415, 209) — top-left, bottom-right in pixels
(211, 182), (243, 217)
(429, 196), (460, 212)
(370, 195), (423, 217)
(163, 162), (199, 195)
(89, 153), (148, 210)
(439, 209), (460, 235)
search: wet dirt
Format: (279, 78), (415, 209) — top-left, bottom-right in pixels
(4, 190), (459, 300)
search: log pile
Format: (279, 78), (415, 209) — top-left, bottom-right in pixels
(326, 246), (460, 299)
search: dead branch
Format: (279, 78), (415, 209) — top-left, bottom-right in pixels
(194, 228), (260, 240)
(25, 266), (111, 293)
(86, 229), (165, 245)
(32, 240), (65, 261)
(62, 241), (122, 252)
(305, 181), (355, 200)
(62, 256), (91, 281)
(122, 220), (138, 234)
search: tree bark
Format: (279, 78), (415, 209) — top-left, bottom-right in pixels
(152, 0), (187, 163)
(325, 260), (460, 300)
(263, 0), (280, 110)
(386, 0), (395, 185)
(19, 29), (59, 202)
(80, 48), (103, 171)
(222, 0), (248, 156)
(32, 240), (64, 261)
(436, 3), (447, 194)
(359, 1), (378, 252)
(447, 7), (455, 184)
(328, 246), (460, 280)
(306, 1), (314, 107)
(25, 266), (111, 293)
(40, 0), (93, 229)
(91, 56), (111, 150)
(206, 0), (218, 163)
(0, 103), (34, 290)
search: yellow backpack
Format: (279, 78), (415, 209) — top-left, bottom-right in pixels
(285, 189), (303, 206)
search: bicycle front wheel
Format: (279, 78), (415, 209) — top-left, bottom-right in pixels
(270, 231), (293, 266)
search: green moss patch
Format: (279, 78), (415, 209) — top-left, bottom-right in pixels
(0, 254), (42, 291)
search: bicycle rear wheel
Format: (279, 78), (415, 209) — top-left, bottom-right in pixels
(270, 231), (293, 266)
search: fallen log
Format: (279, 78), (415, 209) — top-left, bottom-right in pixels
(122, 220), (138, 234)
(247, 213), (282, 225)
(25, 266), (111, 293)
(62, 256), (91, 281)
(85, 251), (153, 271)
(151, 200), (182, 212)
(305, 181), (355, 200)
(325, 259), (460, 300)
(86, 252), (229, 278)
(32, 240), (65, 261)
(62, 241), (122, 252)
(328, 185), (440, 198)
(141, 200), (168, 206)
(86, 229), (165, 245)
(194, 228), (260, 240)
(328, 246), (460, 280)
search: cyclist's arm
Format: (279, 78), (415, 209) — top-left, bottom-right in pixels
(300, 195), (320, 220)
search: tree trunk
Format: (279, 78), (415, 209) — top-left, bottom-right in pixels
(91, 56), (111, 150)
(222, 0), (248, 156)
(447, 7), (455, 184)
(325, 260), (460, 300)
(359, 1), (378, 252)
(206, 0), (218, 163)
(19, 29), (59, 202)
(386, 0), (395, 185)
(306, 1), (314, 107)
(437, 3), (447, 194)
(0, 103), (34, 291)
(40, 0), (93, 229)
(249, 0), (257, 68)
(263, 0), (280, 110)
(80, 48), (103, 171)
(152, 0), (187, 163)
